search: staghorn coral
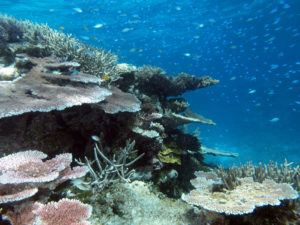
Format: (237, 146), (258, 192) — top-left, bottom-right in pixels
(82, 138), (144, 192)
(216, 160), (300, 191)
(182, 171), (299, 215)
(0, 150), (88, 203)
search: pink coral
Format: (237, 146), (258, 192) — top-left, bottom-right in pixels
(33, 198), (92, 225)
(0, 150), (88, 203)
(3, 199), (92, 225)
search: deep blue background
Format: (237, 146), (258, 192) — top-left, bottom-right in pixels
(1, 0), (299, 167)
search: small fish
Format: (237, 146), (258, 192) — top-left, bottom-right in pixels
(59, 26), (65, 30)
(270, 64), (279, 70)
(73, 7), (83, 13)
(269, 117), (280, 122)
(80, 36), (90, 40)
(184, 53), (191, 57)
(102, 75), (110, 81)
(248, 89), (256, 94)
(122, 27), (134, 32)
(93, 23), (104, 28)
(71, 71), (79, 76)
(91, 135), (100, 142)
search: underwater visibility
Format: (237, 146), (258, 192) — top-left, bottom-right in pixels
(0, 0), (299, 224)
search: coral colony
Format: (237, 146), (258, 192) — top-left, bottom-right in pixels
(0, 14), (299, 225)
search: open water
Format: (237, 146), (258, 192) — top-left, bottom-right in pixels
(1, 0), (299, 167)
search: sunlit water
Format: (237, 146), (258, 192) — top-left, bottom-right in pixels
(1, 0), (299, 167)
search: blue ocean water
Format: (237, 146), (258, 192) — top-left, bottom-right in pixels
(1, 0), (299, 167)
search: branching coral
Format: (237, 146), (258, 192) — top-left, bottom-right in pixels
(81, 137), (144, 192)
(216, 160), (300, 191)
(0, 14), (117, 77)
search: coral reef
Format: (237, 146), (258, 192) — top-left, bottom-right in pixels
(216, 160), (300, 191)
(0, 54), (109, 118)
(201, 146), (239, 158)
(0, 14), (117, 77)
(0, 150), (88, 203)
(0, 54), (140, 119)
(0, 151), (92, 225)
(182, 171), (298, 215)
(2, 14), (291, 225)
(126, 66), (219, 98)
(83, 180), (225, 225)
(81, 138), (144, 192)
(32, 198), (92, 225)
(3, 198), (92, 225)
